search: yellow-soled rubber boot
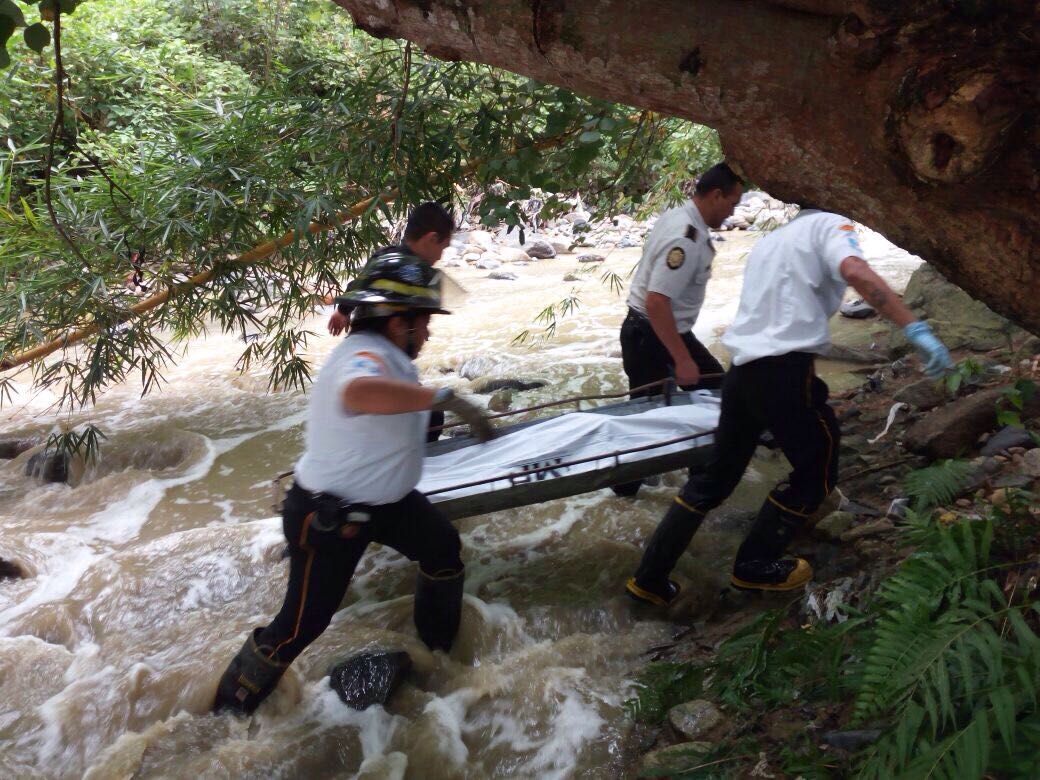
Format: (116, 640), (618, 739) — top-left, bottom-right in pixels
(625, 577), (682, 606)
(730, 558), (813, 592)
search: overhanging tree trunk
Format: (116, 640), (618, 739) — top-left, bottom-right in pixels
(334, 0), (1040, 333)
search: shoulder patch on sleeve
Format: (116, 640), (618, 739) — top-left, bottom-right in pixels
(838, 223), (855, 231)
(346, 350), (385, 375)
(684, 224), (699, 242)
(666, 247), (686, 269)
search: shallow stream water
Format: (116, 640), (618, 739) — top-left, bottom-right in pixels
(0, 229), (920, 778)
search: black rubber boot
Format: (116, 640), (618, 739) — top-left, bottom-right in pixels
(213, 628), (289, 715)
(730, 497), (813, 592)
(413, 567), (464, 652)
(625, 576), (682, 606)
(629, 498), (705, 603)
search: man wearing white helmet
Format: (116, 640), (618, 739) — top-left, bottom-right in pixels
(213, 252), (492, 715)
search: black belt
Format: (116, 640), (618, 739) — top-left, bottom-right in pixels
(292, 482), (373, 532)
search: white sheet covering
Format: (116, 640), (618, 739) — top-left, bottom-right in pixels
(419, 391), (721, 502)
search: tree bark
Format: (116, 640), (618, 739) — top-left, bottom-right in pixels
(333, 0), (1040, 333)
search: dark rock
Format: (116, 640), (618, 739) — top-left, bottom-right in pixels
(843, 500), (883, 517)
(0, 439), (35, 460)
(577, 253), (605, 263)
(822, 729), (883, 750)
(563, 272), (582, 282)
(0, 558), (26, 581)
(840, 435), (868, 457)
(980, 426), (1036, 455)
(472, 378), (547, 394)
(838, 406), (861, 422)
(893, 378), (945, 411)
(521, 239), (556, 259)
(840, 298), (877, 319)
(24, 451), (71, 484)
(488, 271), (518, 280)
(903, 385), (1040, 459)
(328, 651), (412, 710)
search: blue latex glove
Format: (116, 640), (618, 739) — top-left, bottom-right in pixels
(904, 321), (952, 378)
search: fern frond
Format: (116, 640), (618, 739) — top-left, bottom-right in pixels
(902, 459), (974, 512)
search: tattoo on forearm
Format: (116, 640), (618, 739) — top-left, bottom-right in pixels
(862, 282), (890, 309)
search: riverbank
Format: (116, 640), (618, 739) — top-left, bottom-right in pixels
(620, 318), (1040, 777)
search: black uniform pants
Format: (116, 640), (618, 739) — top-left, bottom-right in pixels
(634, 352), (841, 585)
(620, 308), (725, 395)
(256, 483), (463, 665)
(615, 309), (725, 495)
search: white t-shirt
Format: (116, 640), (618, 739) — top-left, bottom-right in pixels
(626, 201), (716, 332)
(722, 210), (864, 366)
(295, 332), (430, 504)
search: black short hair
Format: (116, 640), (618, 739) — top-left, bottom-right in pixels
(694, 163), (743, 197)
(404, 202), (454, 242)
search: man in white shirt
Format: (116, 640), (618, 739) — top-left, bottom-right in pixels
(626, 209), (952, 605)
(214, 252), (493, 714)
(613, 163), (743, 496)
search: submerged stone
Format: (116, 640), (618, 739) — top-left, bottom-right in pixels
(328, 651), (412, 710)
(24, 451), (71, 484)
(0, 557), (26, 581)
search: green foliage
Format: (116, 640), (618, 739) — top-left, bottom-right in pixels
(44, 420), (105, 463)
(996, 378), (1037, 429)
(941, 357), (983, 396)
(0, 0), (707, 411)
(854, 517), (1040, 779)
(902, 459), (973, 513)
(624, 660), (704, 724)
(635, 507), (1040, 778)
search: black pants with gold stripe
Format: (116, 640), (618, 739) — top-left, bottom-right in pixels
(257, 483), (463, 665)
(634, 351), (840, 587)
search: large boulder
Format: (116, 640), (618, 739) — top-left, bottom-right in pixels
(903, 385), (1040, 458)
(890, 265), (1020, 355)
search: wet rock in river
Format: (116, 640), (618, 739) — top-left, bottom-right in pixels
(328, 651), (412, 710)
(0, 438), (35, 459)
(24, 450), (71, 484)
(668, 699), (724, 740)
(472, 378), (547, 393)
(488, 271), (518, 280)
(475, 257), (502, 270)
(522, 239), (556, 259)
(563, 272), (582, 282)
(577, 253), (605, 263)
(0, 557), (26, 581)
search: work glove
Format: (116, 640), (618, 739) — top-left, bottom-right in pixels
(431, 388), (494, 443)
(904, 320), (952, 378)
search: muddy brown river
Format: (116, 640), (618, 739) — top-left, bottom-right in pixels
(0, 228), (919, 778)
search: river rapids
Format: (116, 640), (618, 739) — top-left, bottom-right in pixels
(0, 230), (920, 778)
